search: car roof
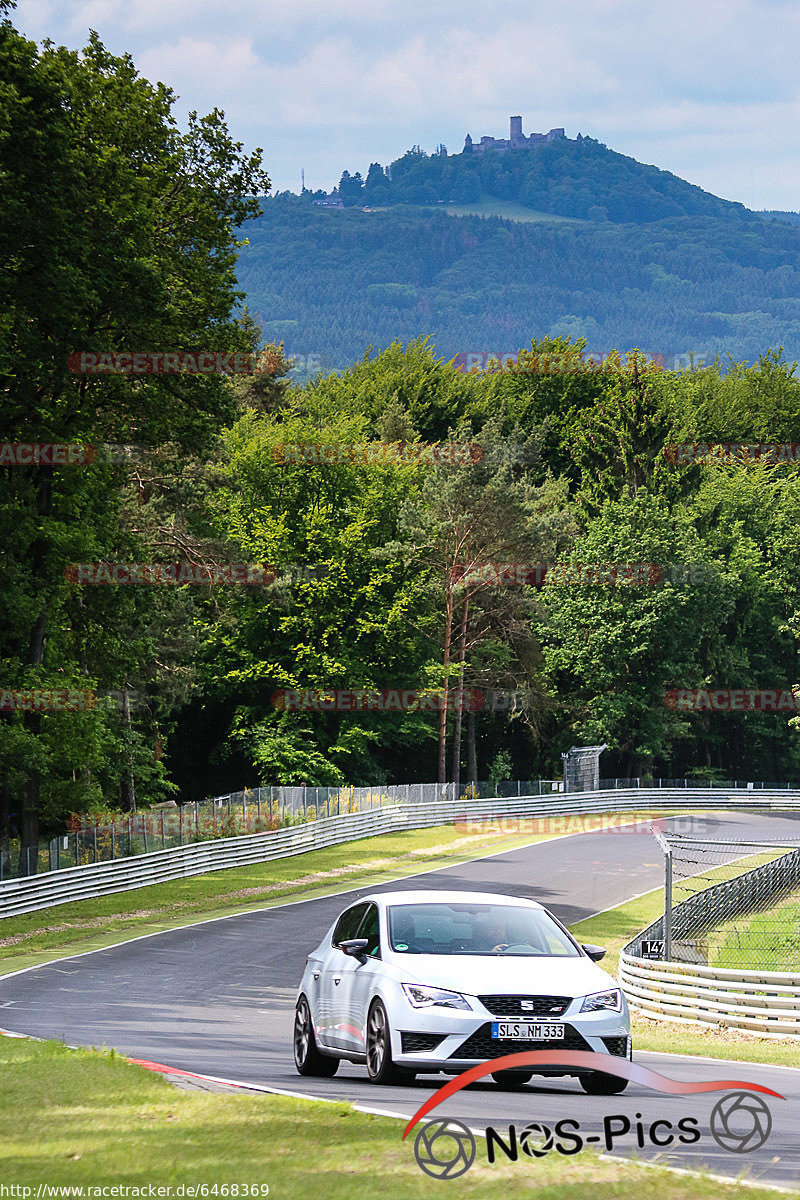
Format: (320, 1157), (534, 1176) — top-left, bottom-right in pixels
(357, 890), (545, 910)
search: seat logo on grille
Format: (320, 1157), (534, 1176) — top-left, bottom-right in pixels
(520, 1001), (534, 1011)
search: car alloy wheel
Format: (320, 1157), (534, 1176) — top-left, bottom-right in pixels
(294, 995), (339, 1077)
(366, 999), (413, 1084)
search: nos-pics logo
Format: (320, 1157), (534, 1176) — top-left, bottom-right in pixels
(403, 1051), (783, 1179)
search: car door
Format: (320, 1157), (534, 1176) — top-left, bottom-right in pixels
(317, 902), (368, 1050)
(343, 903), (384, 1053)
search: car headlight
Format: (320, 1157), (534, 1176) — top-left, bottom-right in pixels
(402, 983), (472, 1010)
(580, 988), (622, 1013)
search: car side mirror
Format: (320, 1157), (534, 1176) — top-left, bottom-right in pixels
(582, 943), (607, 962)
(338, 938), (369, 963)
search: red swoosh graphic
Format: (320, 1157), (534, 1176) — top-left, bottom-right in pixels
(401, 1050), (785, 1139)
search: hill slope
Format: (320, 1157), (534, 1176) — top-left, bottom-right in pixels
(331, 135), (755, 224)
(238, 195), (800, 371)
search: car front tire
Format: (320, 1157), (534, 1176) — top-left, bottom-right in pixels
(579, 1038), (632, 1095)
(365, 999), (414, 1085)
(294, 995), (339, 1077)
(491, 1070), (534, 1088)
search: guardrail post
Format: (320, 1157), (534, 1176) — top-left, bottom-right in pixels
(195, 801), (200, 839)
(652, 828), (672, 961)
(161, 811), (165, 849)
(179, 805), (183, 845)
(664, 846), (673, 961)
(111, 825), (115, 860)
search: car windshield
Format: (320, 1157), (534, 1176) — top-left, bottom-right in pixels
(387, 902), (581, 956)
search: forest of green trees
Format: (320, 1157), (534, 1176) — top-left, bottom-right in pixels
(241, 196), (800, 371)
(4, 8), (800, 868)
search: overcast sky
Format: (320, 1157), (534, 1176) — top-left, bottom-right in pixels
(12, 0), (800, 210)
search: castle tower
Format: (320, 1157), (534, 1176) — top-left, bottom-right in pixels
(510, 115), (523, 140)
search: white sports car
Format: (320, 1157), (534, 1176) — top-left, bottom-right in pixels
(293, 889), (631, 1092)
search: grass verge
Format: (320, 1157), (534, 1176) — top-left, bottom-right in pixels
(0, 1036), (789, 1198)
(571, 892), (800, 1069)
(710, 888), (800, 970)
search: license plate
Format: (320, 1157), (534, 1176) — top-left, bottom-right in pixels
(491, 1022), (565, 1040)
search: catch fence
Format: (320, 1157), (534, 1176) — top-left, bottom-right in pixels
(620, 831), (800, 1036)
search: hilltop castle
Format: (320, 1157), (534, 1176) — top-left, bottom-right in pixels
(464, 115), (566, 155)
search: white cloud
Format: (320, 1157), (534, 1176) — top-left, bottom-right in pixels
(11, 0), (800, 207)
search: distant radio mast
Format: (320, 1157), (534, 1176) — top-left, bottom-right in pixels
(301, 167), (305, 193)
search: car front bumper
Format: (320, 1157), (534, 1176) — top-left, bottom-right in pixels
(389, 993), (631, 1073)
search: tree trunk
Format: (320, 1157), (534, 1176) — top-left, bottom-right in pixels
(466, 708), (477, 783)
(18, 469), (52, 874)
(120, 685), (137, 813)
(0, 772), (11, 875)
(450, 597), (469, 786)
(19, 713), (41, 875)
(438, 574), (454, 784)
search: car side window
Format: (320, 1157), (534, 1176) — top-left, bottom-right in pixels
(331, 903), (369, 947)
(355, 904), (381, 959)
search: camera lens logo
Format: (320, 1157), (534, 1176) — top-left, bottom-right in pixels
(519, 1122), (555, 1158)
(710, 1092), (772, 1153)
(414, 1118), (476, 1179)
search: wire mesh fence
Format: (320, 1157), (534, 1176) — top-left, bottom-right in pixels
(647, 834), (800, 970)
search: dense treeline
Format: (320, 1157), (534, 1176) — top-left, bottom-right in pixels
(3, 9), (800, 872)
(332, 137), (752, 223)
(240, 197), (800, 371)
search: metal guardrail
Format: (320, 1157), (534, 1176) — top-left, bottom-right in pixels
(620, 838), (800, 1037)
(619, 955), (800, 1036)
(3, 786), (800, 922)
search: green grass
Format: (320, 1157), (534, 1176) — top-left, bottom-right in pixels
(367, 198), (583, 223)
(571, 889), (800, 1068)
(437, 199), (584, 223)
(0, 1036), (789, 1198)
(710, 888), (800, 970)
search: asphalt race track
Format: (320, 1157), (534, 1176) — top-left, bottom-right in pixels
(2, 811), (800, 1189)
